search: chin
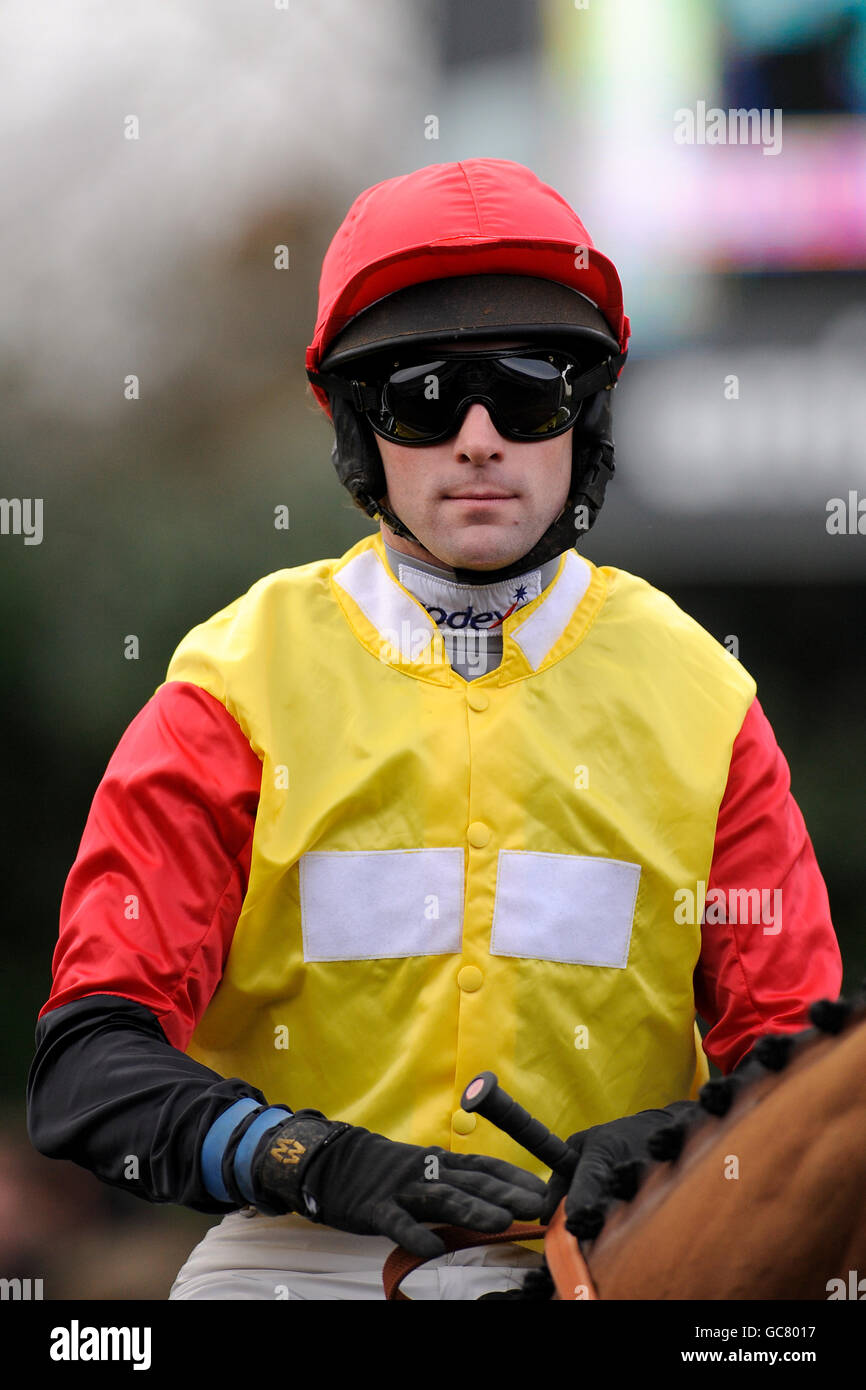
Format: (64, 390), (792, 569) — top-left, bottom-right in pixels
(456, 554), (517, 571)
(440, 544), (527, 572)
(408, 517), (538, 572)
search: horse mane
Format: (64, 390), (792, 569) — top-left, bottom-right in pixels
(521, 987), (866, 1300)
(650, 989), (862, 1151)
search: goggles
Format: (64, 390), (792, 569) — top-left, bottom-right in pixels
(309, 345), (625, 448)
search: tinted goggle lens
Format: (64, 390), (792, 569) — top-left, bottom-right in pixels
(366, 350), (581, 444)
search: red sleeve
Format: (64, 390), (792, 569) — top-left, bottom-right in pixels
(695, 696), (842, 1074)
(41, 681), (262, 1050)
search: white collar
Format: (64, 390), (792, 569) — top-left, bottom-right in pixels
(333, 537), (593, 674)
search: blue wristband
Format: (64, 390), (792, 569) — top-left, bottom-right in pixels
(201, 1098), (263, 1203)
(233, 1106), (294, 1206)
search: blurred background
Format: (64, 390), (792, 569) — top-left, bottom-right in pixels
(2, 0), (864, 1298)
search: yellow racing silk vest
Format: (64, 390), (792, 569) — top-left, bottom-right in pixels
(162, 531), (755, 1180)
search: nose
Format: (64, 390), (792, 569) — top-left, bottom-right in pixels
(452, 401), (506, 458)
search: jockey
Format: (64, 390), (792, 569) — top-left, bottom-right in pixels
(26, 159), (842, 1300)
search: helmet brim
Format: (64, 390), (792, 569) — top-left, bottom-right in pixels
(319, 274), (620, 373)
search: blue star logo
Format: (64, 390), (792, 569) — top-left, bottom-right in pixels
(512, 584), (528, 603)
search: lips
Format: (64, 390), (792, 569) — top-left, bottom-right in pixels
(443, 492), (516, 500)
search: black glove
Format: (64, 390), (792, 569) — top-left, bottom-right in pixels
(250, 1109), (547, 1258)
(540, 1099), (700, 1239)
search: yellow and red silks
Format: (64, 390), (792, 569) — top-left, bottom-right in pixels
(43, 534), (841, 1179)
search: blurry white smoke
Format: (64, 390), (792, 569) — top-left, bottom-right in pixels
(0, 0), (428, 423)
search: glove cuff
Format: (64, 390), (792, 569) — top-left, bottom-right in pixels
(249, 1109), (353, 1218)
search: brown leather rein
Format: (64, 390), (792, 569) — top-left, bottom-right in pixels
(383, 1205), (598, 1300)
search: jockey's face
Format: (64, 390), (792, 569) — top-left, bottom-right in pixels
(373, 338), (573, 573)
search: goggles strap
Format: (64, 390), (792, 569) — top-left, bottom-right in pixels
(308, 369), (379, 411)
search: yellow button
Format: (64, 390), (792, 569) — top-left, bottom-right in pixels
(467, 688), (489, 712)
(452, 1110), (477, 1135)
(467, 821), (490, 848)
(457, 965), (483, 992)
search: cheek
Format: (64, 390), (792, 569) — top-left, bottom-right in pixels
(533, 440), (573, 511)
(557, 440), (573, 498)
(379, 445), (444, 508)
(376, 441), (407, 503)
(381, 460), (418, 510)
